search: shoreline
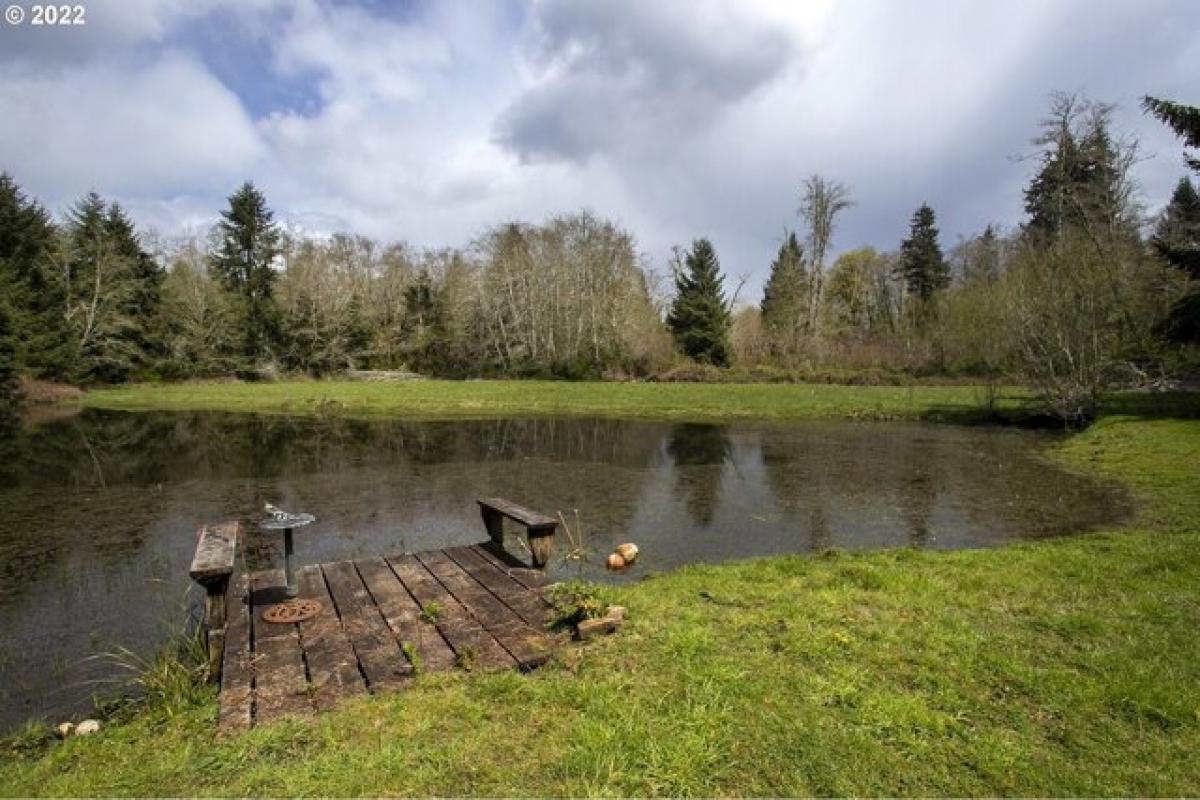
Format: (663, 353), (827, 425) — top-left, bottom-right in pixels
(2, 385), (1197, 795)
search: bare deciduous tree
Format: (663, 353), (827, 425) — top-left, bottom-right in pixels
(799, 175), (854, 337)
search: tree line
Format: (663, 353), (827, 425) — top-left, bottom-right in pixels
(1, 92), (1197, 423)
(0, 182), (673, 391)
(672, 93), (1199, 422)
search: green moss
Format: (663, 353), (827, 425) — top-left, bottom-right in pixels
(5, 385), (1197, 795)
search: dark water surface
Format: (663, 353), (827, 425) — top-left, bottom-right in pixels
(0, 409), (1129, 731)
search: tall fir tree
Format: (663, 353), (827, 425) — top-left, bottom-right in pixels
(62, 192), (158, 382)
(760, 231), (807, 348)
(0, 173), (68, 378)
(895, 204), (950, 301)
(1144, 98), (1200, 343)
(211, 181), (282, 362)
(105, 203), (164, 363)
(667, 238), (731, 366)
(1143, 96), (1200, 174)
(0, 299), (16, 416)
(1024, 95), (1136, 242)
(1023, 121), (1082, 241)
(1152, 176), (1200, 342)
(1153, 177), (1200, 279)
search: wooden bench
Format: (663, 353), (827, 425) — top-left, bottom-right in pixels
(189, 520), (242, 683)
(477, 498), (558, 568)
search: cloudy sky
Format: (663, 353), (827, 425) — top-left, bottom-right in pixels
(1, 0), (1197, 291)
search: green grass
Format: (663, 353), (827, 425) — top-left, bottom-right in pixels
(4, 383), (1198, 795)
(78, 379), (1032, 422)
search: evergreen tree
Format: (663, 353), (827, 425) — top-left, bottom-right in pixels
(402, 268), (442, 372)
(667, 238), (731, 366)
(760, 231), (807, 350)
(62, 192), (155, 383)
(1143, 96), (1200, 173)
(0, 173), (68, 378)
(1153, 177), (1200, 279)
(342, 294), (372, 365)
(1024, 95), (1137, 242)
(0, 300), (16, 416)
(210, 181), (282, 361)
(159, 238), (239, 377)
(105, 203), (164, 364)
(1153, 176), (1200, 342)
(1143, 97), (1200, 342)
(895, 204), (950, 301)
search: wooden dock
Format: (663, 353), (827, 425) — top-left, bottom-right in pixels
(214, 543), (556, 731)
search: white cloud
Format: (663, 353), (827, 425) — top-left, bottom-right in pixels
(271, 1), (451, 105)
(0, 52), (263, 204)
(495, 0), (812, 163)
(0, 0), (282, 65)
(1, 0), (1197, 289)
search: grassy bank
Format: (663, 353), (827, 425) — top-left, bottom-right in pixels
(3, 389), (1198, 795)
(78, 379), (1030, 422)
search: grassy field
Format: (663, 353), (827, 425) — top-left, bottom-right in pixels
(78, 378), (1032, 422)
(3, 383), (1198, 795)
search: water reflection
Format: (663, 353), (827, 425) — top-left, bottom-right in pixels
(667, 423), (731, 526)
(0, 409), (1128, 731)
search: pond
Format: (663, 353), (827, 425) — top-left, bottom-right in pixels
(0, 408), (1129, 731)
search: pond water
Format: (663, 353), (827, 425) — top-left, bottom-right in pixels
(0, 408), (1129, 731)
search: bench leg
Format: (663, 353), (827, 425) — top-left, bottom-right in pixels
(203, 578), (231, 683)
(481, 507), (504, 545)
(528, 530), (555, 569)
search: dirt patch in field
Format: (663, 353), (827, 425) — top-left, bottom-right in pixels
(18, 377), (85, 403)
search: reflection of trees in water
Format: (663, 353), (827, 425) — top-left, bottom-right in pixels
(0, 412), (674, 594)
(0, 413), (1131, 604)
(948, 434), (1125, 538)
(808, 504), (831, 552)
(446, 418), (667, 539)
(5, 412), (671, 486)
(897, 464), (939, 547)
(0, 414), (178, 597)
(667, 423), (730, 527)
(756, 423), (1127, 548)
(759, 431), (830, 549)
(759, 425), (946, 548)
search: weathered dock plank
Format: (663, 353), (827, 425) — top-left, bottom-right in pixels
(249, 570), (312, 723)
(321, 560), (412, 691)
(445, 545), (554, 629)
(417, 550), (551, 669)
(388, 554), (517, 671)
(296, 565), (366, 711)
(218, 573), (252, 733)
(355, 557), (458, 673)
(469, 543), (548, 591)
(213, 540), (559, 728)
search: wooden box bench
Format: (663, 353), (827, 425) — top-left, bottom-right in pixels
(477, 497), (558, 568)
